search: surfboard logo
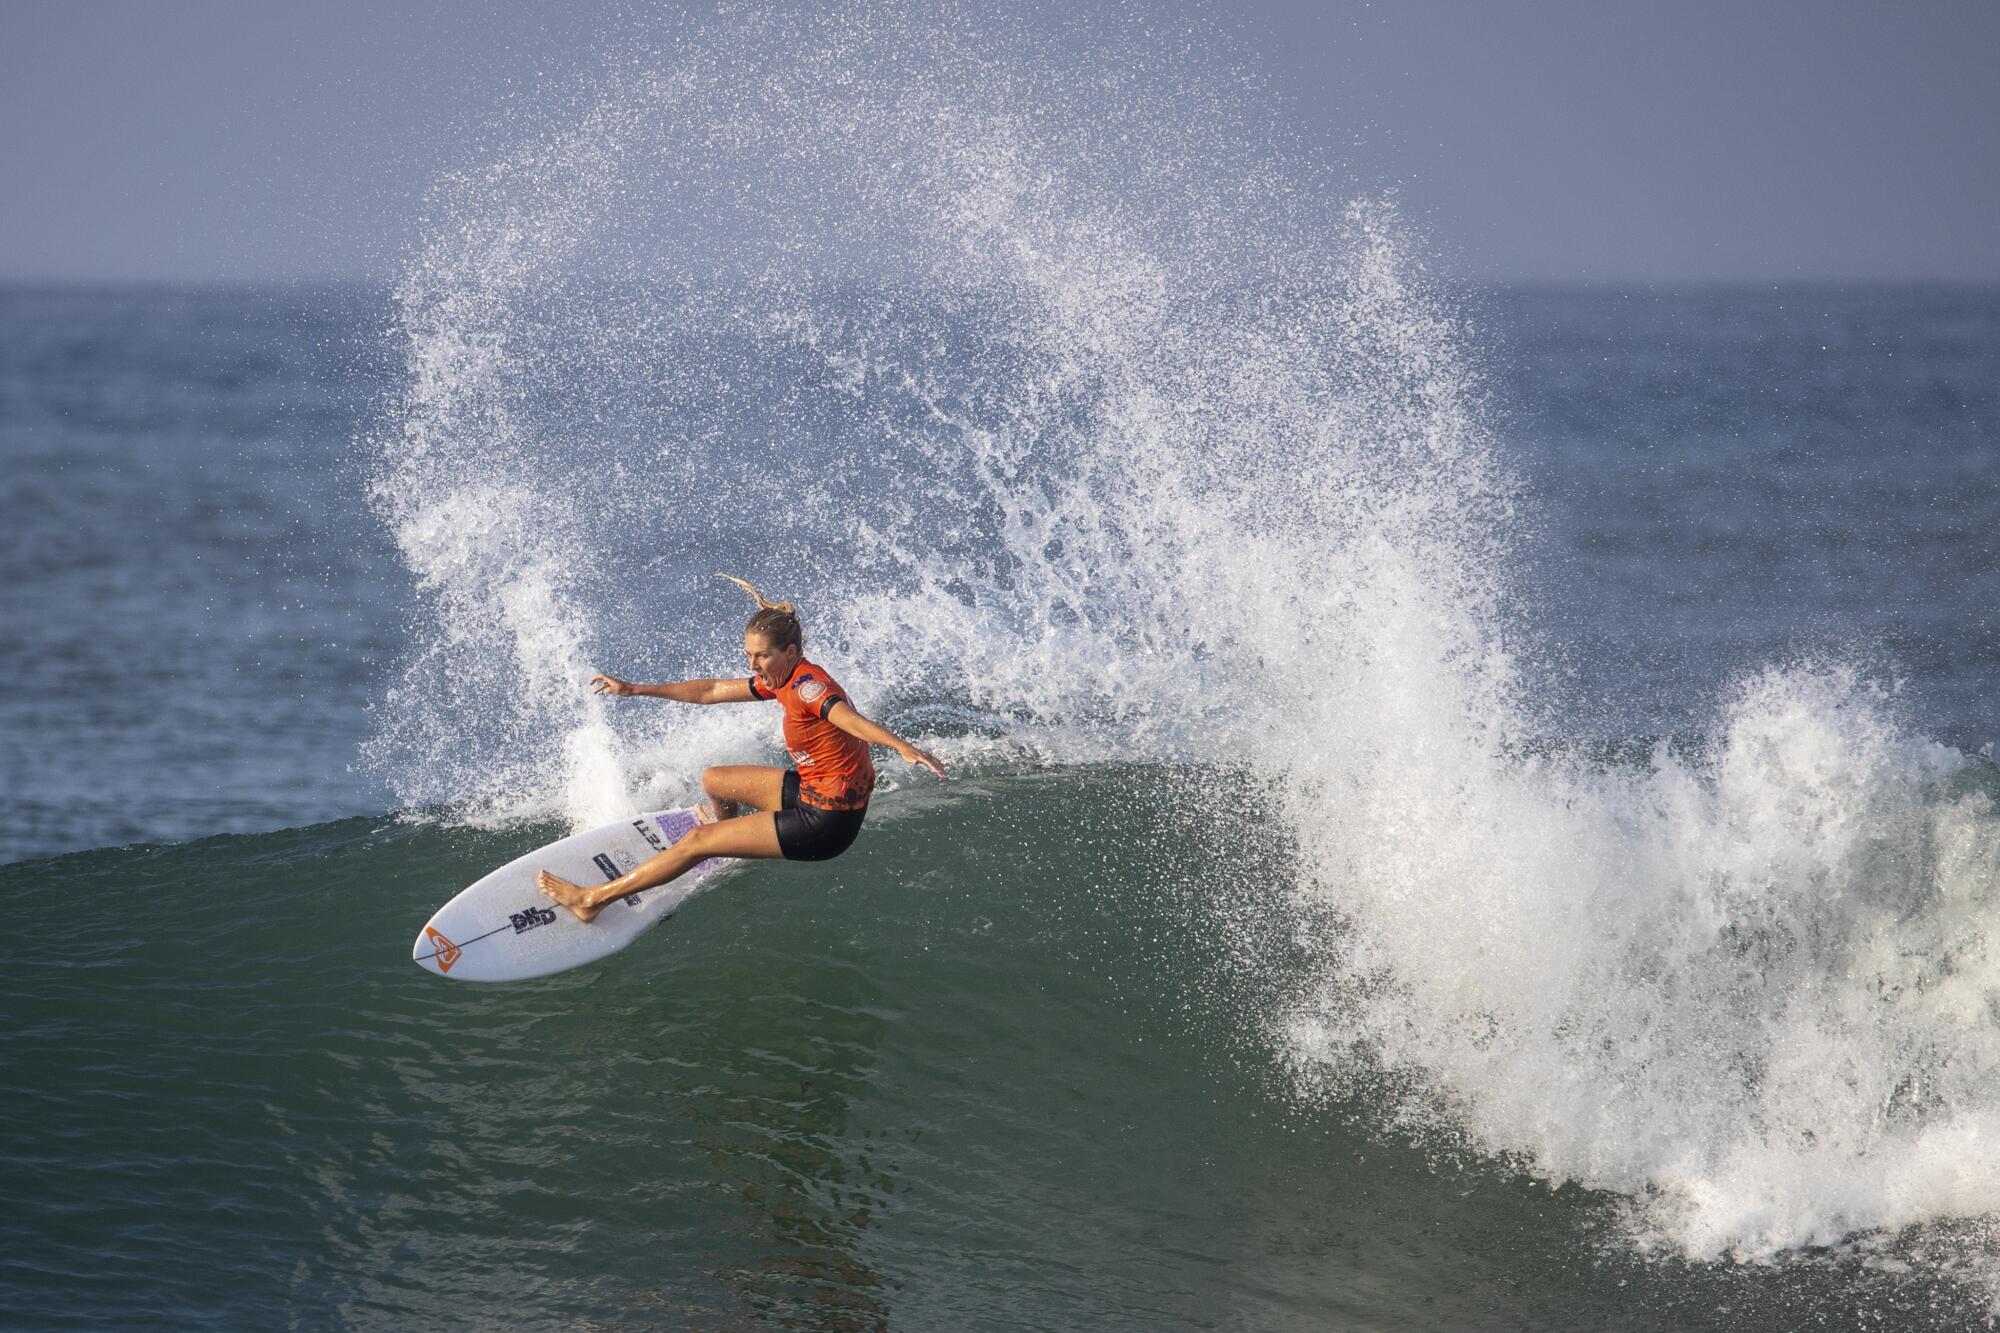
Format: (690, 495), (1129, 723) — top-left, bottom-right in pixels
(632, 818), (664, 851)
(509, 905), (557, 934)
(424, 927), (462, 974)
(591, 851), (642, 907)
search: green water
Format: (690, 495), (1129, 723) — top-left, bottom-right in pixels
(3, 769), (1985, 1329)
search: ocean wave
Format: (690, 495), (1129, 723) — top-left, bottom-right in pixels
(355, 0), (2000, 1298)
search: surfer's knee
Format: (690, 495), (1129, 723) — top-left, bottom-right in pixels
(680, 821), (725, 857)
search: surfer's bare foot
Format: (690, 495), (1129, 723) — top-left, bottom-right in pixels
(537, 870), (602, 923)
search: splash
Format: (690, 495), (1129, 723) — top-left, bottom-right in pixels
(364, 0), (2000, 1289)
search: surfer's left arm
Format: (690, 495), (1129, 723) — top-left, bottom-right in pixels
(825, 700), (946, 778)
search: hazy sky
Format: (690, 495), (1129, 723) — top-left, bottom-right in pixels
(3, 0), (1994, 283)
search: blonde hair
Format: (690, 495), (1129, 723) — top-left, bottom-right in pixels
(718, 573), (802, 648)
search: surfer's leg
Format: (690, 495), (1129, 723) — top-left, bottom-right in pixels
(538, 812), (783, 923)
(699, 765), (788, 821)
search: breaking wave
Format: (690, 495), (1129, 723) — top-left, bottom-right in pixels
(364, 1), (2000, 1291)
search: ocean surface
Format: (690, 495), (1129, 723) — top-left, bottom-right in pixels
(7, 16), (2000, 1330)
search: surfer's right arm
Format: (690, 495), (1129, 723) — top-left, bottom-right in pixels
(590, 674), (754, 704)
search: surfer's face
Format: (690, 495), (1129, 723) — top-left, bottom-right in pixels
(745, 632), (801, 689)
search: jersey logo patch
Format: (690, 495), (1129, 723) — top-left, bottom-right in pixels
(797, 677), (827, 704)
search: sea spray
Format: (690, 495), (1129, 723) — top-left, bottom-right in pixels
(362, 2), (2000, 1291)
(364, 4), (1427, 813)
(367, 83), (667, 826)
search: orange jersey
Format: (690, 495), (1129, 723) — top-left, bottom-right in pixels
(748, 659), (876, 810)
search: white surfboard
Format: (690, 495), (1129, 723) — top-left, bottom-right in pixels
(412, 808), (729, 982)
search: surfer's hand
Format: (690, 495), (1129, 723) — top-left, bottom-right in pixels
(591, 673), (634, 697)
(900, 744), (946, 779)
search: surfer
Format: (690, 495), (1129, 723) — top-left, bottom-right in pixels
(536, 575), (946, 922)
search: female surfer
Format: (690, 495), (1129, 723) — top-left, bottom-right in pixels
(536, 576), (946, 922)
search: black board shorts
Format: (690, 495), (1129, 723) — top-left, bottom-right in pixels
(775, 769), (867, 862)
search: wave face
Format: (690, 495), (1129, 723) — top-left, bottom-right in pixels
(361, 1), (2000, 1299)
(6, 798), (1996, 1330)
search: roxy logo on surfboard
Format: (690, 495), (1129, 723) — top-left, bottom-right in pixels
(423, 927), (462, 973)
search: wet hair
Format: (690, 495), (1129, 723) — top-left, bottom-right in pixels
(718, 573), (802, 649)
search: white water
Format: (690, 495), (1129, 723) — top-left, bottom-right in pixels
(1283, 663), (2000, 1266)
(367, 2), (2000, 1288)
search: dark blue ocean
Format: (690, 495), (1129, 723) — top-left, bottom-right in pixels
(6, 15), (2000, 1327)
